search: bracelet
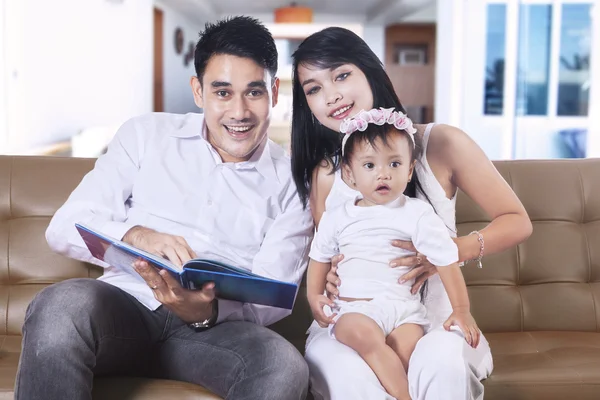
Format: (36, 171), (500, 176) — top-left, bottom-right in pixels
(468, 231), (484, 268)
(189, 300), (219, 332)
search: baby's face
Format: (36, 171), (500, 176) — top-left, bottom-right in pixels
(347, 133), (414, 206)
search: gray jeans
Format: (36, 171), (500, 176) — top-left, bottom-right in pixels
(15, 278), (308, 400)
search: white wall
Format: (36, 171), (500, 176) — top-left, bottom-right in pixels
(363, 25), (385, 63)
(435, 0), (465, 127)
(155, 1), (204, 114)
(0, 0), (7, 152)
(3, 0), (154, 154)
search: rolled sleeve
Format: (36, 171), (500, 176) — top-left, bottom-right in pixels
(45, 118), (142, 265)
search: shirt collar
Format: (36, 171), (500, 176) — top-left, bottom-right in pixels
(348, 194), (406, 213)
(170, 113), (279, 183)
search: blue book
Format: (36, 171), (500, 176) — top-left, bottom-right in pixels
(75, 223), (298, 309)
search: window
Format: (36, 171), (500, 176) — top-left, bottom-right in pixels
(516, 4), (552, 116)
(557, 3), (591, 116)
(483, 3), (507, 115)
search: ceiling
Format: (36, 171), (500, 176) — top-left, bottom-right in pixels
(163, 0), (436, 25)
(204, 0), (383, 15)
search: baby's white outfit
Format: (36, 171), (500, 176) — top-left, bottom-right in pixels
(309, 195), (459, 338)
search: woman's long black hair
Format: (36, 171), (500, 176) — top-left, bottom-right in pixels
(290, 27), (427, 207)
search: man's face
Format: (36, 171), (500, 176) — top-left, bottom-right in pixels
(191, 54), (279, 162)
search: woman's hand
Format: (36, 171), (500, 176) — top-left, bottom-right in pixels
(325, 254), (344, 299)
(443, 308), (480, 348)
(391, 240), (438, 294)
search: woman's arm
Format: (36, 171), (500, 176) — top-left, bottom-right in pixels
(429, 124), (533, 262)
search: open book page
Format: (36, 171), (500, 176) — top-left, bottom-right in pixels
(184, 259), (257, 277)
(75, 223), (184, 274)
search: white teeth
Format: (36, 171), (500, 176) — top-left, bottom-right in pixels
(226, 126), (251, 133)
(332, 105), (352, 117)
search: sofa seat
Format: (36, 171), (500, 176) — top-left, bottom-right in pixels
(484, 332), (600, 399)
(0, 336), (220, 400)
(92, 378), (221, 400)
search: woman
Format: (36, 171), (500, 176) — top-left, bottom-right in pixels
(290, 27), (532, 400)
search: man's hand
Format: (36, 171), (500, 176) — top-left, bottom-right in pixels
(134, 260), (215, 323)
(308, 293), (336, 328)
(123, 226), (196, 267)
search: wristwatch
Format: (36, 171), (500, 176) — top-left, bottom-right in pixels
(189, 300), (219, 332)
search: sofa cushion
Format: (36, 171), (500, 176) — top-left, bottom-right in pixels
(484, 331), (600, 400)
(458, 160), (600, 334)
(92, 378), (221, 400)
(0, 157), (100, 337)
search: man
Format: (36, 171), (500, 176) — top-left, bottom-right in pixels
(15, 16), (313, 400)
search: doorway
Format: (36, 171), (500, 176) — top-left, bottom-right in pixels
(153, 7), (164, 112)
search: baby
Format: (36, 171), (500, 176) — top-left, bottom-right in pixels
(307, 108), (480, 400)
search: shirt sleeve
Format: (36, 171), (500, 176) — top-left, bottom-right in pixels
(308, 210), (339, 263)
(45, 118), (143, 267)
(216, 180), (315, 327)
(412, 207), (459, 267)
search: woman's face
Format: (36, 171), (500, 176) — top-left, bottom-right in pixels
(297, 63), (374, 132)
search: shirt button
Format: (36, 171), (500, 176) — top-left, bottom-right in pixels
(207, 199), (213, 206)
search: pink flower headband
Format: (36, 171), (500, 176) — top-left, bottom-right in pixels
(340, 107), (416, 156)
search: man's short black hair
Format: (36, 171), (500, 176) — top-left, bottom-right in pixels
(194, 16), (278, 84)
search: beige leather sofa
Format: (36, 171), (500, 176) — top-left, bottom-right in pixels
(0, 155), (599, 399)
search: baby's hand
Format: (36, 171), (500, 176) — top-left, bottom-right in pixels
(308, 294), (336, 328)
(443, 308), (480, 348)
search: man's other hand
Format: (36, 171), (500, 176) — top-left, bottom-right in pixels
(134, 260), (215, 323)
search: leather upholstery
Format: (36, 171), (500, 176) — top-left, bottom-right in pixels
(0, 155), (599, 399)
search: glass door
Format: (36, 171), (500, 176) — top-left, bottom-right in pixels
(513, 0), (593, 159)
(461, 0), (597, 159)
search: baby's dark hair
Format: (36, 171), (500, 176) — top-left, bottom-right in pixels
(341, 124), (422, 165)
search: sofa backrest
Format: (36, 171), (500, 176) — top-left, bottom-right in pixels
(1, 156), (599, 344)
(457, 159), (600, 334)
(0, 156), (99, 336)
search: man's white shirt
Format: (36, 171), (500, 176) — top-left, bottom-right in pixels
(46, 112), (314, 326)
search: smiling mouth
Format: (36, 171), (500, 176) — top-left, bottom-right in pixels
(329, 103), (354, 119)
(224, 125), (254, 135)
